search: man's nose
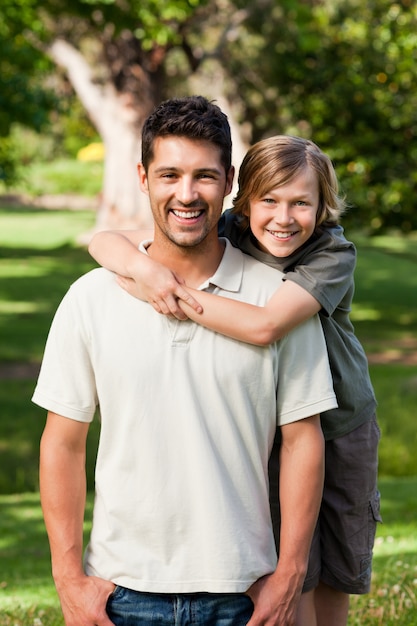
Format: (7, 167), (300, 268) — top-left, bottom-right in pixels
(176, 177), (198, 204)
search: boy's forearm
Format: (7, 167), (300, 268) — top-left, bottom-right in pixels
(89, 231), (145, 277)
(180, 279), (321, 347)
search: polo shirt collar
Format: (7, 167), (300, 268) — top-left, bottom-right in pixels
(140, 238), (243, 294)
(199, 238), (243, 293)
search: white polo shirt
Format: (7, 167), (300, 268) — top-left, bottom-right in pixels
(32, 240), (336, 594)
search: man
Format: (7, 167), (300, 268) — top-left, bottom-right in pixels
(33, 96), (337, 626)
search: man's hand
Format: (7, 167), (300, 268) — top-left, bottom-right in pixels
(246, 572), (302, 626)
(55, 574), (116, 626)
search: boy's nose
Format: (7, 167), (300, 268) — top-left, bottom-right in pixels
(274, 204), (294, 224)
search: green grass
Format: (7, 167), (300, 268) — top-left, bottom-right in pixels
(0, 203), (416, 623)
(0, 206), (417, 492)
(349, 231), (417, 349)
(0, 206), (99, 493)
(1, 478), (416, 626)
(370, 365), (417, 477)
(0, 493), (94, 626)
(0, 207), (97, 364)
(349, 476), (417, 625)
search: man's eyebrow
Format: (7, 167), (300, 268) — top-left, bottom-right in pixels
(153, 166), (179, 173)
(153, 166), (223, 176)
(195, 167), (223, 176)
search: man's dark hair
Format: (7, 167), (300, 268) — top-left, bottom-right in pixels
(141, 95), (232, 173)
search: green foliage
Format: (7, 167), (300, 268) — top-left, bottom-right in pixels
(15, 158), (103, 196)
(0, 137), (20, 186)
(0, 124), (102, 190)
(229, 0), (417, 234)
(0, 0), (55, 138)
(58, 98), (101, 158)
(3, 0), (417, 233)
(0, 0), (208, 183)
(0, 0), (97, 182)
(32, 0), (208, 48)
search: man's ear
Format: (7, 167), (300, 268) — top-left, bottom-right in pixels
(137, 163), (149, 193)
(225, 166), (235, 196)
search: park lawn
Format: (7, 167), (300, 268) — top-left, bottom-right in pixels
(1, 205), (416, 486)
(0, 204), (416, 624)
(0, 477), (416, 626)
(0, 493), (94, 626)
(0, 207), (97, 364)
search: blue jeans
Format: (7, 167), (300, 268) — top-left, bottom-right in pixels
(106, 587), (254, 625)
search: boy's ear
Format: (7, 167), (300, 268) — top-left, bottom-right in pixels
(137, 163), (149, 193)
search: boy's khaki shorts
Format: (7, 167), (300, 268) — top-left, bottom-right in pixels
(270, 415), (382, 594)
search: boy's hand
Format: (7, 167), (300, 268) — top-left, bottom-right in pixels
(116, 273), (202, 320)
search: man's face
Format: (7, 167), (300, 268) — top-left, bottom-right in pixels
(139, 136), (233, 249)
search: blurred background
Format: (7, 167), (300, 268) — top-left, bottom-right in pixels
(0, 1), (416, 624)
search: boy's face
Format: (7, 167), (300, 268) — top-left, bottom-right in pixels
(247, 166), (319, 258)
(139, 136), (233, 250)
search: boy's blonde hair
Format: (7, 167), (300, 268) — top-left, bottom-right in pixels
(233, 135), (346, 229)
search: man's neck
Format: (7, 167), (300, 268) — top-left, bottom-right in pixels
(146, 235), (225, 288)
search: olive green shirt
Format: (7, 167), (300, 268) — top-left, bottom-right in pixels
(219, 211), (376, 439)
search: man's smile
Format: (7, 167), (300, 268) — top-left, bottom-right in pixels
(171, 209), (204, 219)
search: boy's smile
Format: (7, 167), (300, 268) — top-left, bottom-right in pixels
(248, 166), (319, 258)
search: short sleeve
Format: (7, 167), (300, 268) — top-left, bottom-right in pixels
(275, 315), (337, 425)
(284, 230), (356, 316)
(32, 284), (97, 422)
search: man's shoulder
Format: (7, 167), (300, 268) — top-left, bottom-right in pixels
(229, 243), (282, 278)
(221, 241), (282, 301)
(65, 267), (115, 300)
(73, 266), (112, 284)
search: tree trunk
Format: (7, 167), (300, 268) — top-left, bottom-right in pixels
(189, 65), (250, 206)
(48, 41), (249, 235)
(49, 39), (154, 234)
